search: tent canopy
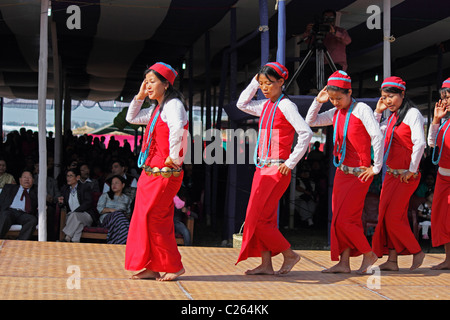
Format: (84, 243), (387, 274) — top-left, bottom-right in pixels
(1, 0), (449, 114)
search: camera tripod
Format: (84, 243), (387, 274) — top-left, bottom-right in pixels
(285, 36), (338, 92)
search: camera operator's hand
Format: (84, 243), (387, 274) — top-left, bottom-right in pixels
(302, 23), (314, 38)
(329, 24), (336, 35)
(316, 86), (329, 104)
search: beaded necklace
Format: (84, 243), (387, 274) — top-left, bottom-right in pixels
(332, 98), (356, 167)
(137, 106), (161, 168)
(254, 94), (284, 168)
(432, 118), (450, 165)
(382, 113), (397, 164)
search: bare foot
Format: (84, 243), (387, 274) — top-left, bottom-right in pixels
(157, 268), (185, 281)
(356, 252), (378, 275)
(276, 252), (301, 275)
(321, 261), (351, 273)
(378, 260), (399, 271)
(130, 269), (161, 280)
(410, 251), (425, 271)
(431, 260), (450, 270)
(245, 264), (274, 275)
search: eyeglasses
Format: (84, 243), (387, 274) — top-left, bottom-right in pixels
(66, 174), (76, 178)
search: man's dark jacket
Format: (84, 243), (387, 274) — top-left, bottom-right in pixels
(0, 184), (38, 215)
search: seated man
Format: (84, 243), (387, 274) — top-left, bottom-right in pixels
(0, 169), (38, 240)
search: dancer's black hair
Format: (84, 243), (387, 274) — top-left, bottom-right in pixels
(326, 85), (351, 95)
(380, 86), (415, 127)
(257, 64), (290, 99)
(439, 86), (450, 99)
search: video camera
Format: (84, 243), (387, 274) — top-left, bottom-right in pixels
(311, 15), (335, 39)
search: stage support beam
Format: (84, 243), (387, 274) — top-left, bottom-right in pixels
(37, 0), (49, 241)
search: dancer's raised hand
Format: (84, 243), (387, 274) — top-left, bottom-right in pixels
(432, 99), (448, 124)
(316, 86), (329, 104)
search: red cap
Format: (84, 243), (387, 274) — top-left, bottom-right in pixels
(442, 78), (450, 89)
(265, 62), (289, 80)
(381, 76), (406, 91)
(327, 70), (352, 89)
(148, 62), (178, 85)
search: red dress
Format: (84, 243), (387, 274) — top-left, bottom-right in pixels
(329, 107), (374, 261)
(431, 120), (450, 247)
(125, 105), (187, 273)
(372, 111), (423, 257)
(236, 99), (294, 264)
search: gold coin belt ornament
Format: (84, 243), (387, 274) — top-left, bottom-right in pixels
(143, 165), (182, 178)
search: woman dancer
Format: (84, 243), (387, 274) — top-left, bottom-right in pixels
(306, 70), (383, 274)
(235, 62), (312, 275)
(428, 77), (450, 270)
(372, 76), (426, 271)
(125, 62), (188, 281)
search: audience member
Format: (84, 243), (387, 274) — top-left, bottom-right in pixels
(415, 173), (435, 198)
(173, 194), (192, 246)
(417, 191), (433, 240)
(295, 165), (318, 227)
(79, 162), (100, 193)
(58, 168), (96, 242)
(0, 169), (38, 240)
(103, 159), (137, 200)
(97, 175), (131, 244)
(0, 159), (16, 191)
(33, 161), (59, 241)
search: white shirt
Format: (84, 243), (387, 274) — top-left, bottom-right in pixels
(237, 78), (313, 170)
(374, 108), (425, 173)
(68, 184), (80, 212)
(126, 97), (188, 165)
(10, 185), (28, 211)
(306, 98), (384, 175)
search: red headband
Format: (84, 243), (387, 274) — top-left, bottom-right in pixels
(327, 70), (352, 89)
(381, 76), (406, 91)
(148, 62), (178, 85)
(442, 77), (450, 89)
(265, 62), (289, 80)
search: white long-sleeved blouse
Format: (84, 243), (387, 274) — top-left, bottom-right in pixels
(374, 108), (425, 173)
(306, 98), (384, 175)
(126, 97), (188, 165)
(236, 78), (313, 170)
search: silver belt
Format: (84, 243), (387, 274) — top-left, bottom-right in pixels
(338, 164), (363, 177)
(386, 166), (418, 178)
(257, 158), (285, 167)
(142, 165), (182, 178)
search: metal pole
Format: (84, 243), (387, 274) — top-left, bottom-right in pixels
(276, 0), (286, 65)
(37, 0), (49, 241)
(258, 0), (269, 100)
(0, 97), (3, 148)
(383, 0), (391, 79)
(51, 20), (62, 180)
(381, 0), (392, 182)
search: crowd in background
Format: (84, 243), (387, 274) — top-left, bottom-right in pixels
(0, 126), (440, 243)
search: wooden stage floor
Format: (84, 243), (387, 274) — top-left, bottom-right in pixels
(0, 240), (449, 301)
